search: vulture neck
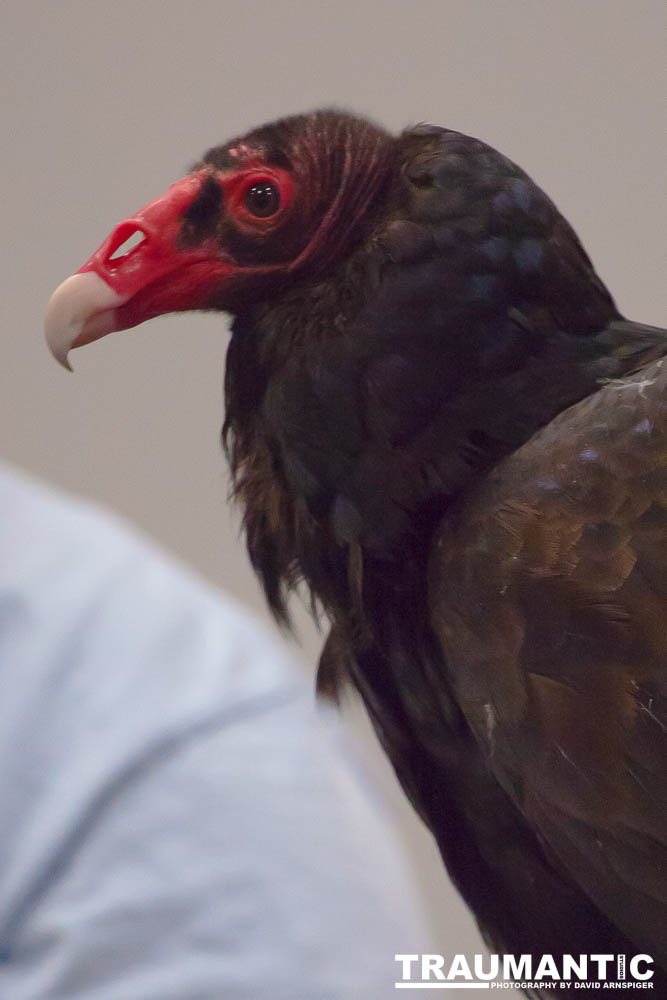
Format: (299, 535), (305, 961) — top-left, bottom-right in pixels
(225, 254), (667, 627)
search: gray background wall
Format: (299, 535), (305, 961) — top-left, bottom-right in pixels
(3, 1), (665, 987)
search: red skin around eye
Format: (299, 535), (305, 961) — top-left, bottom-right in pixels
(220, 166), (295, 232)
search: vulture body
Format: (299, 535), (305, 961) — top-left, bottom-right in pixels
(46, 110), (667, 995)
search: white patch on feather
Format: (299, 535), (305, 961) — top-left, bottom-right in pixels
(483, 702), (496, 755)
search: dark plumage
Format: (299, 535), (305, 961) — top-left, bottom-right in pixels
(46, 109), (667, 995)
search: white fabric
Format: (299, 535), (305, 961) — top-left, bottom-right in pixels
(0, 466), (429, 999)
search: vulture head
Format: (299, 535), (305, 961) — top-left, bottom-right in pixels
(45, 110), (396, 366)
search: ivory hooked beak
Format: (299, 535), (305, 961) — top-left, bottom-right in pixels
(44, 271), (129, 370)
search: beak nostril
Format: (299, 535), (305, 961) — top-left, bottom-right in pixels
(108, 228), (146, 261)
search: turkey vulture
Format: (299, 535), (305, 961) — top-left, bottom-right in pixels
(46, 110), (667, 994)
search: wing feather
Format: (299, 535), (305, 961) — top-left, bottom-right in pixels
(430, 356), (667, 963)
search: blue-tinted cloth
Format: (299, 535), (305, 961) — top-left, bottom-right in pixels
(0, 466), (429, 999)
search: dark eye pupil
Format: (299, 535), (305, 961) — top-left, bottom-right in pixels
(244, 181), (280, 218)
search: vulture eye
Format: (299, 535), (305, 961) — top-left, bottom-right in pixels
(244, 181), (281, 218)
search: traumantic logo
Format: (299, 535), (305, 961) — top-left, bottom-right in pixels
(394, 954), (654, 990)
